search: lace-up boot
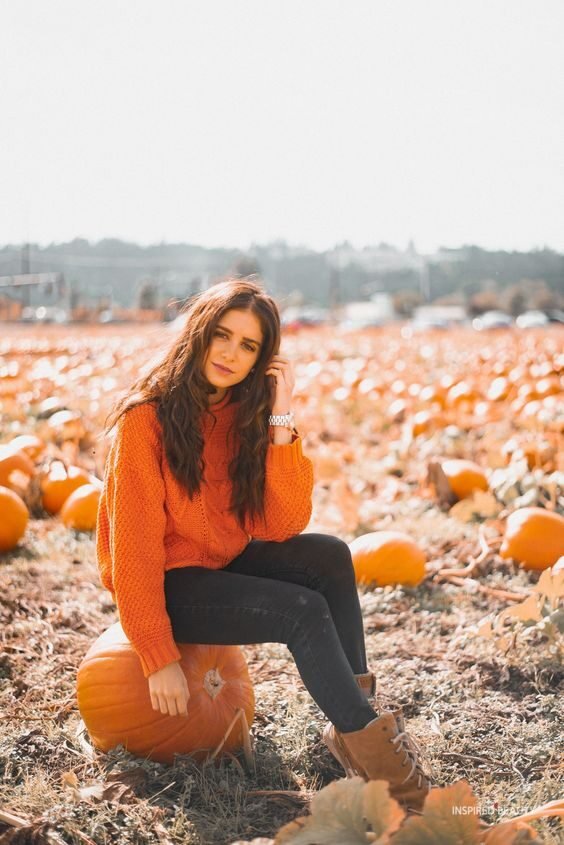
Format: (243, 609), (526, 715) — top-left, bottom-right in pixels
(354, 673), (406, 732)
(322, 710), (432, 812)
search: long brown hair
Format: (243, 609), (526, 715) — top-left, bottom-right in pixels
(103, 278), (281, 525)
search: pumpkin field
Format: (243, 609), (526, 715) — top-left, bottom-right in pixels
(1, 320), (563, 844)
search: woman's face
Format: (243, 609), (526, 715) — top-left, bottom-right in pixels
(203, 308), (264, 402)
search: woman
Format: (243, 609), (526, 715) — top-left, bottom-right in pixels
(95, 278), (432, 811)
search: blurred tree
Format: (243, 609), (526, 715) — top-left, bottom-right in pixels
(231, 256), (262, 278)
(137, 279), (159, 309)
(393, 289), (423, 317)
(467, 291), (500, 316)
(505, 286), (527, 317)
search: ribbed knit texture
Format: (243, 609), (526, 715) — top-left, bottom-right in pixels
(96, 388), (314, 678)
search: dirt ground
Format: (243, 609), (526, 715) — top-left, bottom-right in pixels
(1, 500), (562, 844)
(1, 323), (563, 843)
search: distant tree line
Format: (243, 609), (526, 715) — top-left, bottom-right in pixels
(0, 239), (562, 314)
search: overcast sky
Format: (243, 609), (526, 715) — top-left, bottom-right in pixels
(1, 0), (562, 254)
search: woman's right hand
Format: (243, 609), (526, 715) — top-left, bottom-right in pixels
(148, 660), (190, 717)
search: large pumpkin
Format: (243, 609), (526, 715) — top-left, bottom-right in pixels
(0, 446), (35, 490)
(60, 483), (100, 531)
(41, 462), (91, 514)
(500, 507), (564, 571)
(0, 485), (29, 553)
(349, 531), (426, 587)
(77, 623), (255, 764)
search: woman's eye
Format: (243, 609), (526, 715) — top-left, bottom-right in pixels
(215, 331), (254, 352)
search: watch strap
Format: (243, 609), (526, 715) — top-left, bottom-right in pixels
(268, 411), (295, 429)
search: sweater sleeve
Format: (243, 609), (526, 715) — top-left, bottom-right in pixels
(102, 404), (181, 678)
(243, 431), (314, 542)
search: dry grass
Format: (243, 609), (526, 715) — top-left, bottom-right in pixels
(1, 504), (562, 844)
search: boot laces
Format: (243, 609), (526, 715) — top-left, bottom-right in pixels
(390, 729), (431, 788)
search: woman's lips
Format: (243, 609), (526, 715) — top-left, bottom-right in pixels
(213, 362), (234, 374)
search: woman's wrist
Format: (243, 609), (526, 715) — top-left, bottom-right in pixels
(270, 426), (293, 445)
(269, 407), (294, 444)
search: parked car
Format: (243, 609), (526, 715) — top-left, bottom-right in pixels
(472, 311), (513, 330)
(545, 309), (564, 324)
(20, 306), (69, 324)
(515, 310), (549, 329)
(409, 316), (451, 332)
(281, 306), (330, 330)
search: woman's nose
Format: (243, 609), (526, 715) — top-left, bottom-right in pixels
(222, 343), (237, 360)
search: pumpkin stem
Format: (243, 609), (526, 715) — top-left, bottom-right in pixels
(203, 668), (226, 699)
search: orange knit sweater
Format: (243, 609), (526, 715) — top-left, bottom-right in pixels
(96, 388), (314, 678)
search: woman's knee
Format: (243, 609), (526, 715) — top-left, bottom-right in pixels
(301, 533), (356, 584)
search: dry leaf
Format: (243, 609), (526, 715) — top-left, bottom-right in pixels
(475, 620), (495, 640)
(497, 595), (543, 626)
(534, 567), (564, 609)
(62, 769), (144, 805)
(450, 491), (502, 523)
(392, 780), (481, 844)
(482, 820), (543, 843)
(362, 780), (406, 841)
(0, 820), (62, 844)
(275, 777), (403, 844)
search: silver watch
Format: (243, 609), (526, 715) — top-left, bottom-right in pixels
(268, 410), (295, 430)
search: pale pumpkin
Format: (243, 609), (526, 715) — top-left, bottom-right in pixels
(77, 623), (255, 765)
(60, 484), (101, 531)
(500, 507), (564, 571)
(349, 531), (426, 587)
(441, 459), (489, 501)
(0, 485), (29, 553)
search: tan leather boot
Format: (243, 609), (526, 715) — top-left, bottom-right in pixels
(354, 672), (405, 732)
(354, 671), (376, 698)
(323, 711), (432, 812)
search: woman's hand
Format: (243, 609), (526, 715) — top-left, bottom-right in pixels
(148, 661), (190, 717)
(265, 354), (295, 413)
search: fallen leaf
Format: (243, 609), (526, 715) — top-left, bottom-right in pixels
(392, 780), (481, 844)
(497, 595), (543, 625)
(534, 567), (564, 609)
(482, 819), (544, 843)
(450, 491), (502, 523)
(275, 777), (403, 844)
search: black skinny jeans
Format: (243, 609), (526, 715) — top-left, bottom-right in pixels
(164, 533), (377, 733)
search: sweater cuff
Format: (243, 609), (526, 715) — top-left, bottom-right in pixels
(266, 434), (305, 470)
(137, 636), (182, 679)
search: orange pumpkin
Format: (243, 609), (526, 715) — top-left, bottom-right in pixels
(60, 484), (101, 531)
(0, 445), (35, 490)
(77, 623), (255, 764)
(500, 507), (564, 571)
(441, 459), (489, 500)
(446, 382), (477, 407)
(349, 531), (426, 587)
(411, 410), (433, 437)
(6, 434), (45, 461)
(0, 485), (29, 553)
(41, 462), (91, 514)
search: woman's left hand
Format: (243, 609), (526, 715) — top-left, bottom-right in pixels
(265, 355), (295, 413)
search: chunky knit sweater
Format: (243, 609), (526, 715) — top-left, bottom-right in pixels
(96, 388), (314, 678)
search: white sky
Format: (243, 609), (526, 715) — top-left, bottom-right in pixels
(1, 0), (563, 254)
